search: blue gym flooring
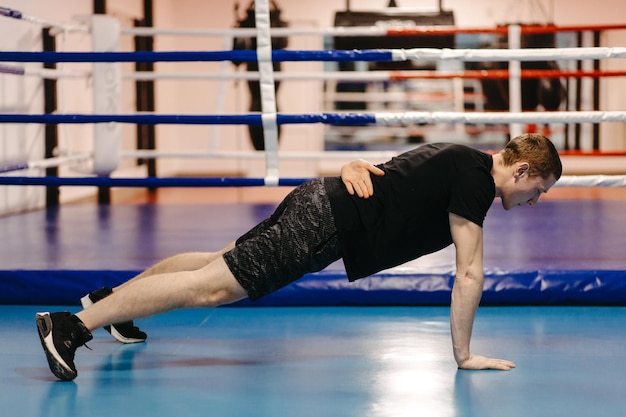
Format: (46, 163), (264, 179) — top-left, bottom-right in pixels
(2, 305), (626, 417)
(0, 198), (625, 416)
(1, 199), (625, 305)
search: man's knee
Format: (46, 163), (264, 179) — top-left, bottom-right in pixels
(193, 287), (246, 308)
(188, 258), (248, 307)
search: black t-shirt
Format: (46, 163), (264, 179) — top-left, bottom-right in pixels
(324, 143), (495, 280)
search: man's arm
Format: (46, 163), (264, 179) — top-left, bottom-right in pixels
(340, 159), (385, 198)
(449, 213), (516, 371)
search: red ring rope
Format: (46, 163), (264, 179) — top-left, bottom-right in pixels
(388, 69), (626, 81)
(387, 23), (626, 36)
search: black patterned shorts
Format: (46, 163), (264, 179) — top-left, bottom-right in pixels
(223, 178), (342, 301)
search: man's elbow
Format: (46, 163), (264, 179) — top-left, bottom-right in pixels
(455, 267), (483, 285)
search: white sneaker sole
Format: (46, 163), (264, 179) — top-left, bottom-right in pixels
(80, 294), (145, 344)
(36, 312), (77, 381)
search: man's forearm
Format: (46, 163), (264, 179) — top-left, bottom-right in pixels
(450, 273), (484, 366)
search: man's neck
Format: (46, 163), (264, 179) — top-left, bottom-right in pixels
(490, 153), (505, 198)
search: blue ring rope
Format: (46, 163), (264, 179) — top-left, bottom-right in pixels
(0, 50), (394, 63)
(0, 33), (382, 185)
(0, 176), (311, 187)
(0, 162), (29, 174)
(0, 113), (377, 126)
(0, 6), (22, 19)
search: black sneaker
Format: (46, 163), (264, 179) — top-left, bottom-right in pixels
(80, 287), (147, 344)
(36, 312), (93, 381)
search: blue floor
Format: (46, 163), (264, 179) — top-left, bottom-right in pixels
(2, 305), (626, 417)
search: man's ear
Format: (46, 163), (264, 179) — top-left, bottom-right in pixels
(515, 162), (530, 178)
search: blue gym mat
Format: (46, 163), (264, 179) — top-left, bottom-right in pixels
(1, 199), (625, 305)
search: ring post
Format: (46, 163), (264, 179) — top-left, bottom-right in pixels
(508, 24), (523, 139)
(91, 15), (121, 176)
(580, 30), (595, 150)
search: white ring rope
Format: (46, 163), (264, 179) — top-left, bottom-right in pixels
(123, 149), (399, 161)
(555, 175), (626, 188)
(373, 111), (626, 125)
(120, 26), (412, 38)
(29, 154), (92, 170)
(0, 6), (87, 33)
(391, 47), (626, 62)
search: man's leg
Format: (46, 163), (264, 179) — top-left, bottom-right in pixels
(115, 242), (236, 290)
(37, 256), (247, 380)
(78, 256), (246, 331)
(81, 243), (236, 343)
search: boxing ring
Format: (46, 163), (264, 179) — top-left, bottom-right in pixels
(1, 3), (626, 417)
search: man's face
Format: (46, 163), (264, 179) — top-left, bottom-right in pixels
(500, 165), (557, 211)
